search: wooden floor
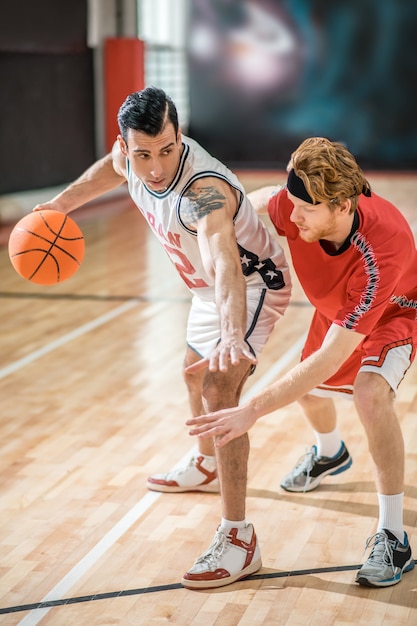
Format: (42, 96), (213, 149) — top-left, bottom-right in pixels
(0, 172), (417, 625)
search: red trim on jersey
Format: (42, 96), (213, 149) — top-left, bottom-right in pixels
(361, 337), (414, 368)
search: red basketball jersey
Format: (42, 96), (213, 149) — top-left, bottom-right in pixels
(268, 189), (417, 336)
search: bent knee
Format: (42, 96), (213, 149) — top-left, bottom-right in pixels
(201, 370), (247, 410)
(354, 371), (394, 415)
(183, 365), (204, 394)
(297, 393), (331, 411)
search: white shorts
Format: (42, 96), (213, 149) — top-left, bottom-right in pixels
(186, 284), (291, 358)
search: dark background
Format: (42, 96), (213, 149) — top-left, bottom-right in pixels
(188, 0), (417, 171)
(1, 0), (416, 194)
(0, 0), (95, 194)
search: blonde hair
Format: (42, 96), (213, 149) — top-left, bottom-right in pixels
(287, 137), (371, 212)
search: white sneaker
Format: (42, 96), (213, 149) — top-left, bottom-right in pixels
(182, 523), (262, 589)
(146, 454), (219, 493)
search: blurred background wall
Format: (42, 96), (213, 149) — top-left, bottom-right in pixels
(188, 0), (417, 170)
(0, 0), (416, 199)
(0, 0), (95, 195)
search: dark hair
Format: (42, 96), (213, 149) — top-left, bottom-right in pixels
(117, 86), (179, 143)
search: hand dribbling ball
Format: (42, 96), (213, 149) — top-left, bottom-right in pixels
(8, 210), (85, 285)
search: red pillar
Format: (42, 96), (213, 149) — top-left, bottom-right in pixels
(104, 37), (145, 152)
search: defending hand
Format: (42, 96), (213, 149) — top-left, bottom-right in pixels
(186, 403), (258, 447)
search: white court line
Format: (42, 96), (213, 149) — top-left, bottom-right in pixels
(17, 333), (307, 625)
(0, 301), (138, 380)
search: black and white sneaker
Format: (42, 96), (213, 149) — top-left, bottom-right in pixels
(280, 442), (352, 492)
(355, 529), (414, 587)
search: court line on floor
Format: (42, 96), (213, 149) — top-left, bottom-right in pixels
(14, 332), (307, 625)
(2, 562), (365, 616)
(0, 300), (139, 380)
(0, 299), (309, 382)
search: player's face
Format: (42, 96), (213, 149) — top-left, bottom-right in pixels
(288, 191), (338, 243)
(119, 124), (182, 192)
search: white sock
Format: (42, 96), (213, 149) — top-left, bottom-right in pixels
(314, 427), (342, 458)
(220, 517), (246, 532)
(377, 493), (405, 543)
(198, 452), (216, 461)
(195, 452), (216, 470)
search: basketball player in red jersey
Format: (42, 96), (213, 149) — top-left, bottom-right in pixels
(187, 137), (417, 588)
(33, 87), (292, 589)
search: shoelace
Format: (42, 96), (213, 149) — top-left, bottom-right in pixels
(291, 447), (316, 486)
(176, 456), (197, 475)
(176, 455), (216, 476)
(195, 530), (229, 567)
(365, 532), (395, 570)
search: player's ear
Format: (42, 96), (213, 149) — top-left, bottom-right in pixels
(177, 128), (183, 145)
(117, 134), (128, 157)
(339, 199), (352, 214)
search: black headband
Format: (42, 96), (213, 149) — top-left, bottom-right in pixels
(286, 169), (315, 204)
(287, 168), (372, 202)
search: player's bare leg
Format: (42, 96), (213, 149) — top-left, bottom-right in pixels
(297, 394), (337, 433)
(200, 360), (252, 519)
(183, 347), (215, 457)
(146, 346), (219, 492)
(182, 359), (262, 589)
(353, 371), (413, 587)
(354, 372), (404, 495)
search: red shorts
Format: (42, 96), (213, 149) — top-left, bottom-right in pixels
(302, 309), (417, 398)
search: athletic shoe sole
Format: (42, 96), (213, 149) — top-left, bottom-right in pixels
(146, 479), (220, 493)
(356, 558), (415, 587)
(181, 557), (262, 589)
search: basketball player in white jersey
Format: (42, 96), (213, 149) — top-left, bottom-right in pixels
(33, 86), (291, 588)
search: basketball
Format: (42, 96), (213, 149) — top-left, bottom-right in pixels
(8, 210), (85, 285)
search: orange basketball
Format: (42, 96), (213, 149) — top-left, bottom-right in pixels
(8, 210), (85, 285)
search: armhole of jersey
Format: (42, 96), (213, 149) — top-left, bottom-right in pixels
(177, 172), (243, 234)
(233, 188), (244, 222)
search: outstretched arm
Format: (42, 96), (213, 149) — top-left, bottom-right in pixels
(187, 322), (364, 445)
(247, 185), (282, 215)
(182, 177), (257, 372)
(33, 142), (127, 214)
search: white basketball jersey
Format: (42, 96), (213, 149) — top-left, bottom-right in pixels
(127, 135), (288, 299)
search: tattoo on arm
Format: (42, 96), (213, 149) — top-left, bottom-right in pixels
(181, 185), (227, 224)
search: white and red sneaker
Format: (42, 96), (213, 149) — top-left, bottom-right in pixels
(182, 523), (262, 589)
(146, 454), (219, 493)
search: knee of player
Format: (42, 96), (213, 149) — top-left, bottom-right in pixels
(201, 376), (240, 410)
(297, 393), (328, 411)
(183, 366), (202, 393)
(353, 371), (394, 417)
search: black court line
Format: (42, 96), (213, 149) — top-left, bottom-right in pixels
(0, 564), (365, 615)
